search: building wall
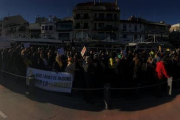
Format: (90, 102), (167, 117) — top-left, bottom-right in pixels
(73, 2), (120, 41)
(120, 22), (145, 43)
(170, 23), (180, 32)
(41, 22), (56, 39)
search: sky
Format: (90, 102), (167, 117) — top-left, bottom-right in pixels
(0, 0), (179, 24)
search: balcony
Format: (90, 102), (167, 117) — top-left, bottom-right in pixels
(94, 27), (118, 31)
(18, 27), (27, 32)
(74, 17), (81, 20)
(74, 26), (81, 29)
(74, 16), (90, 20)
(94, 17), (119, 21)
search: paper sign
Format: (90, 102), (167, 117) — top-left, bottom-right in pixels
(81, 46), (86, 56)
(23, 43), (30, 48)
(58, 48), (65, 55)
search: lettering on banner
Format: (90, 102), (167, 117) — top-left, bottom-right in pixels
(27, 68), (73, 93)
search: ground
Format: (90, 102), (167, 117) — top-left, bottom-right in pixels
(0, 74), (180, 120)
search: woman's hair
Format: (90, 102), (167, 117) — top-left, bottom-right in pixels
(56, 55), (61, 62)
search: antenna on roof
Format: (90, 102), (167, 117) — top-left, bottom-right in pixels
(115, 0), (118, 5)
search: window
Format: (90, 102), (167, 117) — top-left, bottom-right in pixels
(123, 34), (127, 38)
(134, 25), (137, 32)
(84, 13), (89, 19)
(99, 13), (104, 19)
(129, 24), (131, 28)
(76, 14), (81, 19)
(45, 26), (48, 30)
(84, 23), (89, 29)
(114, 14), (118, 20)
(134, 34), (137, 39)
(123, 24), (126, 31)
(76, 23), (80, 29)
(49, 26), (53, 30)
(107, 25), (112, 29)
(106, 14), (113, 20)
(94, 13), (97, 18)
(94, 23), (97, 29)
(140, 25), (142, 28)
(42, 26), (45, 30)
(98, 23), (105, 29)
(98, 32), (106, 40)
(59, 33), (70, 40)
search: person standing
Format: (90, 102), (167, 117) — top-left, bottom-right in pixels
(155, 58), (170, 97)
(83, 56), (95, 104)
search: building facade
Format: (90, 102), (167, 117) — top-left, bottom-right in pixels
(55, 17), (73, 41)
(0, 15), (29, 38)
(29, 23), (41, 38)
(170, 23), (180, 32)
(169, 23), (180, 45)
(120, 16), (146, 43)
(73, 0), (120, 41)
(120, 16), (170, 43)
(145, 21), (170, 41)
(41, 16), (56, 39)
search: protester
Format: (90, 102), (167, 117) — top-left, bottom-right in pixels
(1, 43), (179, 100)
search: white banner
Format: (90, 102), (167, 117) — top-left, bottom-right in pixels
(26, 68), (73, 93)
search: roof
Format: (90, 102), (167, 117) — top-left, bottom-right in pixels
(147, 21), (170, 27)
(76, 2), (116, 7)
(120, 20), (145, 24)
(3, 15), (28, 25)
(29, 23), (41, 30)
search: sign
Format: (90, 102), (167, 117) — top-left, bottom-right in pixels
(81, 46), (86, 56)
(23, 43), (30, 48)
(58, 48), (65, 55)
(26, 68), (73, 93)
(159, 46), (161, 51)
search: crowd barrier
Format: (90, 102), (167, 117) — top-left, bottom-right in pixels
(0, 68), (179, 109)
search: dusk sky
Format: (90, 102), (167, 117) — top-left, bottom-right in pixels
(0, 0), (179, 24)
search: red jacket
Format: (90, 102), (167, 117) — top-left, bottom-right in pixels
(155, 61), (170, 79)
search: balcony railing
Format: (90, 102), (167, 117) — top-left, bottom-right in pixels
(94, 27), (118, 31)
(94, 17), (119, 21)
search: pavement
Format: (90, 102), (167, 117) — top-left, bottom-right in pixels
(0, 73), (180, 120)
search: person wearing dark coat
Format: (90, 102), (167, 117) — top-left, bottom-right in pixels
(52, 55), (64, 72)
(83, 56), (96, 104)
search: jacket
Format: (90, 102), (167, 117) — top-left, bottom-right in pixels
(155, 61), (170, 80)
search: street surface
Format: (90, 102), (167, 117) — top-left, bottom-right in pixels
(0, 74), (180, 120)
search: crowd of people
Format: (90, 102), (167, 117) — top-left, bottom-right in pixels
(0, 44), (180, 102)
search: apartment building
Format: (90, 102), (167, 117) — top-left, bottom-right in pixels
(0, 15), (29, 38)
(73, 0), (120, 41)
(120, 16), (146, 43)
(56, 17), (73, 41)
